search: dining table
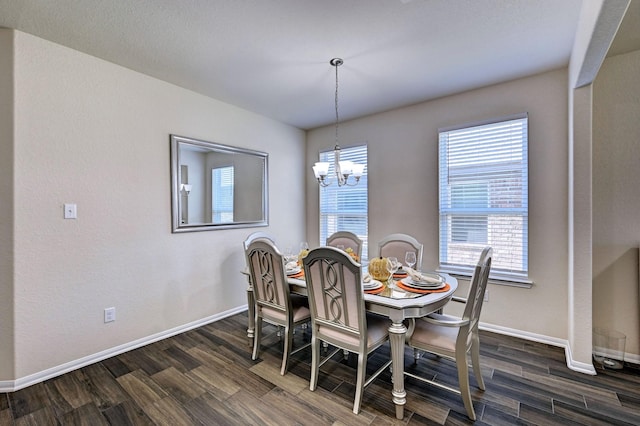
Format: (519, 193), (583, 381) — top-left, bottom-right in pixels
(243, 267), (458, 420)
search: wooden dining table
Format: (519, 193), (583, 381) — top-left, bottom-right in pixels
(243, 269), (458, 420)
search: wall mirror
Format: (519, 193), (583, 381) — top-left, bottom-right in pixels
(170, 134), (268, 232)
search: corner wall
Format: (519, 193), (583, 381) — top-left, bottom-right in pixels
(593, 48), (640, 361)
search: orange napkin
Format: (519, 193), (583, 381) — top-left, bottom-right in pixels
(393, 272), (408, 278)
(288, 270), (304, 279)
(396, 280), (451, 294)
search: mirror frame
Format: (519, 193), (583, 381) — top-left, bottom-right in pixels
(170, 134), (269, 233)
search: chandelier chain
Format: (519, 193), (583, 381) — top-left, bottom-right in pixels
(334, 60), (340, 146)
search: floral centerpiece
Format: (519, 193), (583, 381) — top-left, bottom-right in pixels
(345, 247), (359, 262)
(297, 249), (309, 266)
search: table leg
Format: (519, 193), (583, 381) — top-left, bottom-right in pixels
(247, 285), (255, 346)
(389, 320), (407, 420)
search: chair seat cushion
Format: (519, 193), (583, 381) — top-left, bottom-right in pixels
(261, 295), (310, 324)
(409, 313), (459, 355)
(318, 312), (389, 349)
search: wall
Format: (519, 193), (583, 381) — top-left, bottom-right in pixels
(593, 48), (640, 360)
(5, 30), (305, 385)
(306, 69), (571, 342)
(0, 30), (15, 380)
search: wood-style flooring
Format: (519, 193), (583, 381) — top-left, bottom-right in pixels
(2, 312), (640, 425)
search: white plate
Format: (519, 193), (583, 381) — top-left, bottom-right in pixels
(286, 267), (302, 275)
(401, 277), (445, 290)
(363, 280), (383, 290)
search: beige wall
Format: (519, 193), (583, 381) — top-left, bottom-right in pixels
(307, 69), (571, 341)
(3, 30), (306, 384)
(0, 30), (15, 380)
(593, 48), (640, 360)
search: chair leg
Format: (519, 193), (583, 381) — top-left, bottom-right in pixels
(353, 352), (367, 414)
(309, 335), (320, 391)
(455, 350), (475, 421)
(280, 324), (293, 375)
(470, 334), (485, 390)
(252, 316), (262, 360)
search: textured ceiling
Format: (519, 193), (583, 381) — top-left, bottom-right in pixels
(0, 0), (629, 130)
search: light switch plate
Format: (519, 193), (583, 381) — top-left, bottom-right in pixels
(64, 203), (77, 219)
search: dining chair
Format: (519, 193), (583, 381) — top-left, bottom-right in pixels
(377, 233), (424, 270)
(245, 237), (311, 375)
(404, 246), (492, 421)
(302, 246), (392, 414)
(326, 231), (363, 261)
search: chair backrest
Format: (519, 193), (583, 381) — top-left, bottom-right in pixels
(302, 247), (367, 353)
(245, 238), (293, 320)
(243, 231), (275, 251)
(377, 233), (424, 270)
(326, 231), (363, 261)
(460, 247), (492, 340)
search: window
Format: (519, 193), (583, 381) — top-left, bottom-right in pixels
(319, 145), (368, 261)
(439, 114), (528, 281)
(212, 165), (234, 223)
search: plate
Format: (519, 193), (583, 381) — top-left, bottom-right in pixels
(401, 277), (445, 290)
(363, 279), (383, 290)
(286, 267), (302, 275)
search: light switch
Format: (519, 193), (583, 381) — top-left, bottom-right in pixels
(64, 203), (77, 219)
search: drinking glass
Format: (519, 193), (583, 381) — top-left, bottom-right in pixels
(386, 257), (399, 288)
(405, 251), (416, 270)
(284, 247), (294, 263)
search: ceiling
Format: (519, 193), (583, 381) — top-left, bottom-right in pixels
(0, 0), (636, 130)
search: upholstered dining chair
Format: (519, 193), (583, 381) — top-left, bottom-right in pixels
(326, 231), (363, 261)
(377, 233), (424, 270)
(302, 246), (392, 414)
(404, 246), (492, 421)
(245, 237), (311, 375)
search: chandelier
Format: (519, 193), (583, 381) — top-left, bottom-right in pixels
(312, 58), (364, 187)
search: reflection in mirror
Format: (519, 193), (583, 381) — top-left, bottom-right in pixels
(170, 135), (268, 232)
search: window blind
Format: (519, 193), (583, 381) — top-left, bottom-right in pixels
(212, 165), (234, 223)
(439, 114), (528, 280)
(319, 145), (368, 262)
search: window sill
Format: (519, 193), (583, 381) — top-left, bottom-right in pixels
(437, 266), (533, 289)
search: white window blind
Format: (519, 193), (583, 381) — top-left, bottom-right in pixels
(212, 165), (234, 223)
(439, 114), (528, 281)
(319, 145), (368, 262)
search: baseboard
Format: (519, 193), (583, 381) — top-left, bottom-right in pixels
(479, 322), (598, 375)
(3, 311), (635, 392)
(0, 305), (248, 393)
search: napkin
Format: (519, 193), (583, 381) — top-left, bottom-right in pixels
(404, 267), (442, 284)
(285, 261), (299, 271)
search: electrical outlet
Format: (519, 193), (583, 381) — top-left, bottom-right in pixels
(104, 307), (116, 323)
(484, 290), (489, 302)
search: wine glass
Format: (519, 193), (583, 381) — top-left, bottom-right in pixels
(336, 244), (345, 251)
(386, 257), (399, 288)
(283, 246), (294, 263)
(300, 241), (309, 251)
(405, 251), (416, 270)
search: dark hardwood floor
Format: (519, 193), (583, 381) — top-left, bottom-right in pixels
(2, 312), (640, 425)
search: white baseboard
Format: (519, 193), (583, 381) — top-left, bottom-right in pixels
(479, 322), (598, 375)
(2, 311), (636, 393)
(0, 305), (248, 393)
